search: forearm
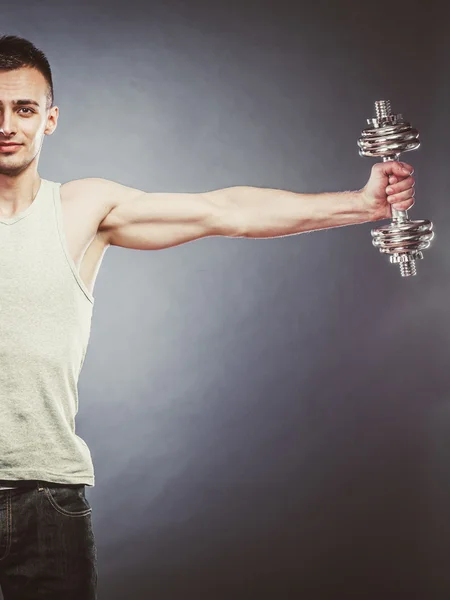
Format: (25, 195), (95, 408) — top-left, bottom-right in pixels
(209, 186), (377, 238)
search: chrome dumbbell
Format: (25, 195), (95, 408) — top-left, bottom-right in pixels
(357, 100), (434, 277)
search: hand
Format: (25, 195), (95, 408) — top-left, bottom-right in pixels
(360, 160), (415, 221)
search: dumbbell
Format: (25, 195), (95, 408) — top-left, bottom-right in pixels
(357, 100), (434, 277)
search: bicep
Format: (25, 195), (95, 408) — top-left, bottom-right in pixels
(95, 180), (230, 250)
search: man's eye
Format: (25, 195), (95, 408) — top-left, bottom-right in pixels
(18, 108), (34, 114)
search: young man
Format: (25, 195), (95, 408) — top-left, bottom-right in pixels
(0, 35), (415, 600)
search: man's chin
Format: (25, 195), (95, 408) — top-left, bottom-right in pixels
(0, 162), (29, 177)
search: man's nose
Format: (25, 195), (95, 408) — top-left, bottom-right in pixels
(0, 114), (17, 137)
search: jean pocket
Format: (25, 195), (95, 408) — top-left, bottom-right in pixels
(43, 486), (92, 518)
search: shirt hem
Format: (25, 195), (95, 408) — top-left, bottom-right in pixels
(0, 471), (95, 487)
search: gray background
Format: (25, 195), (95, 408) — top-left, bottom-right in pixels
(1, 0), (449, 598)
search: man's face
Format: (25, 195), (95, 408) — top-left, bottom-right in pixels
(0, 67), (58, 176)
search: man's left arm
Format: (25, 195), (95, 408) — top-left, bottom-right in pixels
(93, 161), (415, 250)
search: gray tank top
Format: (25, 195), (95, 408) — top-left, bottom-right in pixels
(0, 178), (95, 487)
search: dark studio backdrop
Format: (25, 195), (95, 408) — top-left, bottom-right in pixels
(1, 0), (448, 598)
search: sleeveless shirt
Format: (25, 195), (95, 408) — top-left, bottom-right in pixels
(0, 178), (95, 486)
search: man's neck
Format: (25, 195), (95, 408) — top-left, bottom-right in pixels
(0, 170), (42, 218)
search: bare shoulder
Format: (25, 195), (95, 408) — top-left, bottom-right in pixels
(61, 177), (147, 206)
(60, 177), (117, 212)
(60, 177), (147, 230)
(61, 177), (145, 217)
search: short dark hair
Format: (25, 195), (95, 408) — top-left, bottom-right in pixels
(0, 35), (54, 110)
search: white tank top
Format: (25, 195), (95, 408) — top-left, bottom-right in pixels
(0, 178), (95, 487)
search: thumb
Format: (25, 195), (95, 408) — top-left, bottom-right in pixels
(375, 160), (413, 179)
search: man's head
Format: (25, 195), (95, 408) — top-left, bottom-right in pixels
(0, 35), (58, 177)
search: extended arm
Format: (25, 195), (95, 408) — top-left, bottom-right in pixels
(88, 161), (414, 250)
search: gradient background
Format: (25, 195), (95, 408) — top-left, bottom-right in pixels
(1, 0), (448, 598)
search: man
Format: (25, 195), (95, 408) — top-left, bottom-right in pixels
(0, 35), (415, 600)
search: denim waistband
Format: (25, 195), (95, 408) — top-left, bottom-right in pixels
(0, 480), (83, 489)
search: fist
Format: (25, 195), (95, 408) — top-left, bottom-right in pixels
(361, 160), (415, 221)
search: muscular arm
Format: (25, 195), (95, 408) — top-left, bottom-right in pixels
(85, 178), (375, 250)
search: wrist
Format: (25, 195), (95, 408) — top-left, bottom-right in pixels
(357, 187), (386, 223)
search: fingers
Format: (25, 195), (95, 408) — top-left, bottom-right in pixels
(379, 160), (414, 177)
(388, 185), (415, 211)
(388, 186), (415, 202)
(392, 197), (415, 211)
(378, 160), (415, 211)
(386, 175), (415, 196)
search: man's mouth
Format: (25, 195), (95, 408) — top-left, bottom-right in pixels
(0, 144), (22, 152)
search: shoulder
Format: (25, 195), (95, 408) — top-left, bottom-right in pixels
(57, 178), (119, 244)
(60, 177), (113, 208)
(60, 177), (147, 208)
(59, 177), (149, 238)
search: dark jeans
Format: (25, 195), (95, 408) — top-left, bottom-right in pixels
(0, 481), (97, 600)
